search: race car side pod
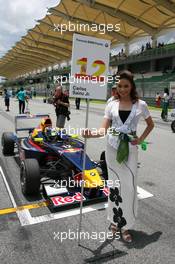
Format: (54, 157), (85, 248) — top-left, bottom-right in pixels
(78, 100), (90, 246)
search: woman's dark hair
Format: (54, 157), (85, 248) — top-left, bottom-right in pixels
(164, 88), (169, 95)
(117, 70), (139, 103)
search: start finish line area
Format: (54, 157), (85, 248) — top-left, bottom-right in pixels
(0, 160), (153, 227)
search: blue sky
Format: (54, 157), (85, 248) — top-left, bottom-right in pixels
(0, 0), (59, 58)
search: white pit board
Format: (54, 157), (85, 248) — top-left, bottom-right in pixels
(70, 33), (111, 100)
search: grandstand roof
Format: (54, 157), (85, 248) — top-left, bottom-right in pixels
(0, 0), (175, 78)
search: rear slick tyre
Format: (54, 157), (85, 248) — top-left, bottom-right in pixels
(1, 132), (14, 156)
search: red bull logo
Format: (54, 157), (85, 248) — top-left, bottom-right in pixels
(50, 188), (109, 207)
(51, 192), (86, 206)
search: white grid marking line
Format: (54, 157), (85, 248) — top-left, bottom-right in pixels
(0, 166), (32, 225)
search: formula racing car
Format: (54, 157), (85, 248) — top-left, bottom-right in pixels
(1, 114), (108, 209)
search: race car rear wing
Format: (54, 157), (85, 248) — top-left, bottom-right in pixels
(15, 114), (50, 134)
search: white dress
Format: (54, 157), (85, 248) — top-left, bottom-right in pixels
(104, 99), (150, 229)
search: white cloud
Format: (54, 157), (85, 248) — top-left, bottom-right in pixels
(0, 0), (59, 57)
(167, 37), (175, 44)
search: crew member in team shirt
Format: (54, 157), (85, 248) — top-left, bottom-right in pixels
(17, 87), (27, 114)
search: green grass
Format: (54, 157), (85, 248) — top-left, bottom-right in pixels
(148, 106), (162, 111)
(88, 102), (163, 111)
(34, 96), (164, 111)
(69, 98), (106, 104)
(87, 100), (105, 104)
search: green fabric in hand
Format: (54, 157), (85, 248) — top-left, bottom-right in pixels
(116, 133), (129, 164)
(141, 141), (147, 151)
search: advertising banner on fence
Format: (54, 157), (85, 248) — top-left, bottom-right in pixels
(70, 33), (111, 100)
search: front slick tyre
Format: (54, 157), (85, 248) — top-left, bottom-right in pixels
(20, 159), (40, 196)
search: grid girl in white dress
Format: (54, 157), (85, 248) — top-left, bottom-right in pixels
(82, 71), (154, 243)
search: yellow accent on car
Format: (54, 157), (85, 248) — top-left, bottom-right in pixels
(83, 169), (104, 188)
(31, 128), (39, 138)
(34, 138), (43, 143)
(71, 134), (79, 139)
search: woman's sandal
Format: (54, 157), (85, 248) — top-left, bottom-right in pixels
(108, 224), (132, 243)
(120, 230), (132, 243)
(108, 223), (119, 236)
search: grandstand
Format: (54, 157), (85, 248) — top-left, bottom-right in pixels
(134, 71), (174, 96)
(110, 41), (175, 104)
(1, 41), (175, 103)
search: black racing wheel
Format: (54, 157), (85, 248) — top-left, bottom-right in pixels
(20, 159), (40, 195)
